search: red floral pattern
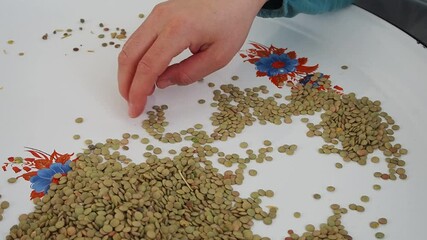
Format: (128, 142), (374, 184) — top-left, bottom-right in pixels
(241, 42), (319, 88)
(2, 148), (76, 199)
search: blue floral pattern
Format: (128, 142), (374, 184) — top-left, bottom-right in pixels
(255, 54), (298, 77)
(30, 160), (72, 194)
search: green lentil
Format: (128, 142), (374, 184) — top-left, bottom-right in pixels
(356, 205), (365, 212)
(370, 221), (379, 229)
(375, 232), (385, 239)
(73, 134), (80, 140)
(313, 194), (321, 200)
(239, 142), (248, 149)
(361, 195), (370, 202)
(273, 93), (282, 98)
(248, 169), (257, 176)
(326, 186), (336, 192)
(392, 125), (400, 130)
(293, 212), (301, 218)
(131, 134), (139, 139)
(1, 201), (9, 209)
(371, 156), (380, 163)
(74, 117), (83, 123)
(153, 147), (162, 154)
(265, 190), (274, 197)
(378, 217), (388, 225)
(146, 145), (154, 151)
(305, 224), (315, 232)
(7, 178), (17, 184)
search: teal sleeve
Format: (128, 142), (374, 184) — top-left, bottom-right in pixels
(258, 0), (353, 18)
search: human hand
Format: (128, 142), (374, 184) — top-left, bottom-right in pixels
(118, 0), (267, 118)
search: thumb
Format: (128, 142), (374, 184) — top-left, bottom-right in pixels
(157, 45), (231, 88)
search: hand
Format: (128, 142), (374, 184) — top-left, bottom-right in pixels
(118, 0), (267, 118)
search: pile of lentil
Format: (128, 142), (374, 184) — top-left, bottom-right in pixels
(7, 139), (275, 240)
(5, 72), (409, 239)
(285, 204), (352, 240)
(142, 73), (407, 181)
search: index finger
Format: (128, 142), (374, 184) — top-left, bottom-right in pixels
(127, 34), (189, 117)
(117, 19), (157, 101)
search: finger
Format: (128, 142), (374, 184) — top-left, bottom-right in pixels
(128, 34), (189, 118)
(117, 18), (158, 101)
(156, 44), (230, 88)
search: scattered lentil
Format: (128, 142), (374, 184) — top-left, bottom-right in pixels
(74, 117), (83, 123)
(239, 142), (248, 149)
(370, 221), (379, 229)
(0, 201), (9, 209)
(375, 232), (385, 239)
(7, 178), (17, 184)
(361, 195), (370, 202)
(248, 169), (257, 176)
(378, 217), (388, 225)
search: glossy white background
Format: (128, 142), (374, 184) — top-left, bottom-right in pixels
(1, 0), (426, 239)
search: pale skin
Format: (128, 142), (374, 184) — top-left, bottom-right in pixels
(118, 0), (268, 118)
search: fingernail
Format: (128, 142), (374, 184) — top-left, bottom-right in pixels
(128, 103), (137, 118)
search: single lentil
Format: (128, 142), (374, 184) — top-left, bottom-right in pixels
(74, 117), (83, 123)
(375, 232), (385, 239)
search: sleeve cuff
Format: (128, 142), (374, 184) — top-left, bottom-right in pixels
(258, 0), (354, 18)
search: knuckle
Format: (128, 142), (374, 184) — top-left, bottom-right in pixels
(163, 17), (190, 37)
(152, 3), (168, 17)
(137, 58), (155, 74)
(176, 71), (194, 85)
(118, 50), (130, 65)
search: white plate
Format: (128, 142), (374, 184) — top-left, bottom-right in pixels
(1, 0), (427, 239)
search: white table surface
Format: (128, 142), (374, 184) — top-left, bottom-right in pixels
(1, 0), (427, 239)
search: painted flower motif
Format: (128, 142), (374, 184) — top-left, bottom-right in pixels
(241, 42), (319, 88)
(255, 54), (298, 77)
(30, 161), (72, 194)
(2, 148), (76, 199)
